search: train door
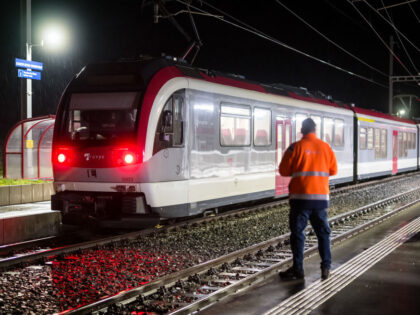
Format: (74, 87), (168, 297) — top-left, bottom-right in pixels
(392, 130), (398, 174)
(275, 117), (292, 196)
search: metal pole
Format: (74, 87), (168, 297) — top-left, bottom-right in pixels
(20, 0), (26, 120)
(388, 36), (394, 115)
(26, 0), (32, 119)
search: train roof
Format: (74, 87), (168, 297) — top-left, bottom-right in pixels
(75, 57), (416, 124)
(74, 57), (353, 111)
(352, 106), (415, 125)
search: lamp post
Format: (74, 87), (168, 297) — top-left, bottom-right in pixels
(25, 41), (43, 118)
(23, 0), (67, 119)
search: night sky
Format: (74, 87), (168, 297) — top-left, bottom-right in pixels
(0, 0), (419, 148)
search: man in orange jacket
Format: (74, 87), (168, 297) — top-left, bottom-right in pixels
(279, 118), (337, 280)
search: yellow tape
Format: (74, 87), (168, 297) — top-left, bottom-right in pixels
(25, 139), (34, 149)
(357, 117), (375, 123)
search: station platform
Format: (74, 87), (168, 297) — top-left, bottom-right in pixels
(0, 201), (60, 245)
(200, 202), (420, 315)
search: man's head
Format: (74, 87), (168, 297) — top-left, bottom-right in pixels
(301, 118), (316, 135)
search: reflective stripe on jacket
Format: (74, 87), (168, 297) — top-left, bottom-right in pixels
(279, 133), (337, 202)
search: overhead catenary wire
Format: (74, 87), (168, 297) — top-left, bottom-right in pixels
(380, 0), (419, 76)
(186, 1), (203, 64)
(409, 2), (420, 23)
(347, 0), (415, 77)
(361, 0), (420, 53)
(275, 0), (388, 77)
(174, 0), (388, 88)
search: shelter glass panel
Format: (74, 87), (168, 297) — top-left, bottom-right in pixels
(6, 126), (22, 153)
(6, 155), (22, 179)
(39, 127), (54, 178)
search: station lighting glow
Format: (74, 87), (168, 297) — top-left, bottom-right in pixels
(41, 23), (69, 50)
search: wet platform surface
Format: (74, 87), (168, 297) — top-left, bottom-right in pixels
(0, 201), (52, 218)
(199, 203), (420, 315)
(0, 201), (60, 245)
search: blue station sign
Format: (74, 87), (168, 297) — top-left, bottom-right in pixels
(18, 69), (41, 80)
(15, 58), (43, 71)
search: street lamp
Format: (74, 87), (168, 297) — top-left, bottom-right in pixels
(42, 26), (68, 50)
(398, 109), (406, 117)
(25, 25), (68, 119)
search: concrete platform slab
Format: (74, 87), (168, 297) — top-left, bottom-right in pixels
(21, 185), (33, 203)
(0, 202), (60, 245)
(32, 184), (44, 202)
(43, 183), (54, 201)
(0, 186), (9, 206)
(9, 185), (22, 205)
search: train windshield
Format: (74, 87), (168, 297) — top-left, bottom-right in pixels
(63, 91), (140, 144)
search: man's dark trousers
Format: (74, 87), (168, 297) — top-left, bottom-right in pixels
(289, 207), (331, 271)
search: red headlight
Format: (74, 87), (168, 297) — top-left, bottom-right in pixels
(57, 153), (66, 163)
(111, 148), (139, 166)
(53, 147), (73, 166)
(124, 153), (134, 164)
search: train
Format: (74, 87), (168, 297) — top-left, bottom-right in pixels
(51, 57), (419, 223)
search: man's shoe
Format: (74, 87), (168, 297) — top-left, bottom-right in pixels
(321, 268), (330, 280)
(279, 267), (304, 280)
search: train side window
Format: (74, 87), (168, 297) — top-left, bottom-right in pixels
(153, 95), (184, 155)
(411, 133), (416, 149)
(381, 129), (387, 158)
(360, 127), (367, 150)
(220, 104), (251, 146)
(310, 115), (322, 139)
(398, 132), (403, 157)
(173, 96), (183, 146)
(403, 132), (408, 157)
(334, 119), (344, 146)
(409, 133), (413, 149)
(254, 108), (271, 146)
(367, 128), (374, 149)
(374, 128), (381, 159)
(295, 114), (307, 140)
(323, 118), (333, 145)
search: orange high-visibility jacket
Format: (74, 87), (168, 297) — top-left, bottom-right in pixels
(280, 133), (337, 204)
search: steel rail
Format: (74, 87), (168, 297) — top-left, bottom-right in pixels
(64, 186), (420, 314)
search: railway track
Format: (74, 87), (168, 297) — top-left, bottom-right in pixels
(0, 173), (419, 314)
(64, 186), (420, 314)
(0, 171), (417, 271)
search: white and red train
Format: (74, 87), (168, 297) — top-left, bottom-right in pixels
(51, 58), (418, 222)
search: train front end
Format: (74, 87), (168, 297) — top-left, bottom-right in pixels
(51, 61), (161, 223)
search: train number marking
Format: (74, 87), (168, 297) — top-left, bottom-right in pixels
(87, 169), (97, 178)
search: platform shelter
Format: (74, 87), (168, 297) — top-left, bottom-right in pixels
(4, 115), (55, 179)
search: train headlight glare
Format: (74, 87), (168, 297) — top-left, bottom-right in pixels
(57, 153), (66, 163)
(124, 153), (134, 164)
